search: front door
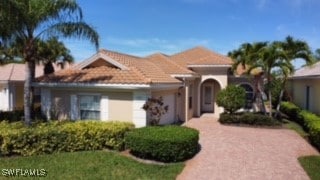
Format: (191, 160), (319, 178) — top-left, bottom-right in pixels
(202, 84), (214, 112)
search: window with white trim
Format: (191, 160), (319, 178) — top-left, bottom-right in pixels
(79, 95), (100, 120)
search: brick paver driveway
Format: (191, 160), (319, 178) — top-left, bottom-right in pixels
(177, 117), (319, 180)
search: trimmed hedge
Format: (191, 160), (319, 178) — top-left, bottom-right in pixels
(219, 113), (281, 126)
(280, 102), (320, 150)
(280, 101), (302, 124)
(0, 121), (134, 156)
(125, 126), (199, 162)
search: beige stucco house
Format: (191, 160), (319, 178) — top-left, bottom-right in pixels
(288, 61), (320, 115)
(35, 47), (253, 127)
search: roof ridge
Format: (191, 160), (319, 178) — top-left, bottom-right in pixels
(170, 46), (209, 57)
(99, 49), (142, 59)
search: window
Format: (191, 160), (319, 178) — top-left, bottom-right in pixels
(189, 85), (193, 109)
(240, 84), (253, 109)
(79, 95), (100, 120)
(306, 86), (310, 110)
(204, 86), (212, 104)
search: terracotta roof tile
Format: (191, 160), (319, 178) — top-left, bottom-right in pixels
(99, 50), (181, 84)
(146, 53), (194, 75)
(170, 46), (233, 66)
(37, 66), (149, 84)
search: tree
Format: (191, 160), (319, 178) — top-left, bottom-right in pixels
(274, 36), (314, 115)
(0, 0), (99, 125)
(36, 37), (74, 74)
(216, 85), (246, 114)
(228, 42), (268, 113)
(229, 36), (313, 117)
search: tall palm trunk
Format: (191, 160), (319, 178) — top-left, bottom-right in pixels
(24, 60), (33, 125)
(253, 74), (266, 114)
(23, 40), (35, 125)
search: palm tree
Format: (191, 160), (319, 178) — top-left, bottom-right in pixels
(36, 37), (74, 74)
(274, 36), (314, 114)
(0, 0), (99, 125)
(228, 42), (268, 113)
(259, 42), (291, 116)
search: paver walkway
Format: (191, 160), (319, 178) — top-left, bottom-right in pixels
(177, 117), (319, 180)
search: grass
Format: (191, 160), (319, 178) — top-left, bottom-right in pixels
(298, 156), (320, 180)
(0, 151), (184, 180)
(282, 119), (309, 139)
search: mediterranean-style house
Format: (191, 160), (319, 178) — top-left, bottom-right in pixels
(288, 61), (320, 115)
(35, 46), (253, 127)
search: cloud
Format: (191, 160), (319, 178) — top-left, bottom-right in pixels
(105, 37), (211, 56)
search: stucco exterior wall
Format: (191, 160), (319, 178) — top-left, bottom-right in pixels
(50, 88), (133, 122)
(290, 79), (320, 115)
(151, 89), (178, 124)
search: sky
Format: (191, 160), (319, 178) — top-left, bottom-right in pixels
(64, 0), (320, 67)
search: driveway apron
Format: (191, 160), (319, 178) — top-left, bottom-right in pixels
(177, 117), (319, 180)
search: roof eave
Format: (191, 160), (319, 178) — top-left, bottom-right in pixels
(187, 64), (232, 68)
(33, 82), (151, 90)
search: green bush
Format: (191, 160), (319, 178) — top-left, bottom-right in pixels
(280, 102), (320, 150)
(299, 110), (320, 150)
(125, 126), (199, 162)
(280, 101), (302, 123)
(217, 85), (246, 114)
(219, 113), (281, 126)
(0, 121), (134, 156)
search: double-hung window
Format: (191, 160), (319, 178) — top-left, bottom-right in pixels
(79, 95), (100, 120)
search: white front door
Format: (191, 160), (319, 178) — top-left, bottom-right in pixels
(202, 84), (214, 112)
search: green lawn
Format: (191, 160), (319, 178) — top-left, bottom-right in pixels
(0, 151), (184, 180)
(299, 156), (320, 180)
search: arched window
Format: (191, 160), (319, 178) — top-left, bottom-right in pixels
(239, 84), (253, 109)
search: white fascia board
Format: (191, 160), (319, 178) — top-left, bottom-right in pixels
(187, 64), (232, 68)
(170, 74), (199, 78)
(150, 83), (182, 90)
(33, 82), (150, 89)
(75, 52), (129, 70)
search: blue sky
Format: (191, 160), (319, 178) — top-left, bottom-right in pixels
(64, 0), (320, 67)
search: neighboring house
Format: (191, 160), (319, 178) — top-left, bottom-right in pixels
(35, 47), (254, 127)
(0, 63), (66, 111)
(288, 61), (320, 115)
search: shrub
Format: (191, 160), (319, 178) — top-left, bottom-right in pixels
(280, 101), (302, 123)
(217, 85), (246, 114)
(143, 97), (168, 126)
(0, 121), (134, 156)
(219, 113), (281, 126)
(299, 110), (320, 150)
(125, 126), (199, 162)
(280, 102), (320, 150)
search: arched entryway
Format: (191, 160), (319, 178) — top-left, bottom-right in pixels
(200, 79), (221, 115)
